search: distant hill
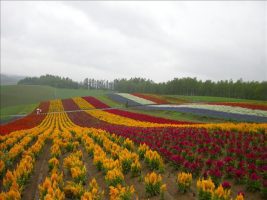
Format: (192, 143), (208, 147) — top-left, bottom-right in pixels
(0, 74), (25, 85)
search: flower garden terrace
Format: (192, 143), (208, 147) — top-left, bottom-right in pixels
(0, 98), (266, 200)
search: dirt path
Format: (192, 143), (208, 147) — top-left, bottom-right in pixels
(21, 140), (52, 200)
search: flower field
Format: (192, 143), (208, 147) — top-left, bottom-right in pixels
(0, 96), (266, 200)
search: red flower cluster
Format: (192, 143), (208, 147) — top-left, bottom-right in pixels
(209, 102), (267, 111)
(0, 101), (50, 135)
(132, 93), (168, 104)
(82, 96), (110, 109)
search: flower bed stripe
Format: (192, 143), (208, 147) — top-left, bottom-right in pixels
(132, 93), (168, 104)
(108, 93), (141, 107)
(142, 105), (267, 123)
(117, 93), (155, 105)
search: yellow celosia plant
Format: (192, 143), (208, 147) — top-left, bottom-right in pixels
(144, 172), (166, 197)
(197, 178), (215, 200)
(109, 184), (135, 200)
(81, 178), (104, 200)
(212, 184), (231, 200)
(144, 150), (164, 171)
(176, 172), (192, 193)
(105, 168), (124, 187)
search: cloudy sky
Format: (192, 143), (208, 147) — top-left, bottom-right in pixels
(1, 1), (266, 82)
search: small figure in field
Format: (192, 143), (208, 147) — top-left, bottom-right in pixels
(36, 108), (41, 115)
(125, 100), (129, 108)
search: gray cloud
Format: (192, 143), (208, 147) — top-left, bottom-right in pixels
(1, 1), (266, 82)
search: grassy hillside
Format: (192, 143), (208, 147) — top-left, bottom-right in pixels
(0, 85), (109, 108)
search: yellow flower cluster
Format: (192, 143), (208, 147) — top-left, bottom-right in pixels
(212, 184), (231, 200)
(176, 172), (192, 193)
(0, 159), (5, 175)
(39, 171), (65, 200)
(145, 172), (162, 185)
(137, 143), (149, 160)
(0, 130), (28, 152)
(87, 128), (141, 176)
(63, 181), (84, 199)
(197, 178), (242, 200)
(123, 138), (135, 151)
(0, 181), (20, 200)
(144, 149), (164, 171)
(197, 178), (215, 193)
(81, 178), (104, 200)
(1, 123), (52, 197)
(105, 168), (125, 187)
(63, 150), (87, 183)
(130, 159), (141, 177)
(109, 184), (135, 200)
(144, 172), (166, 197)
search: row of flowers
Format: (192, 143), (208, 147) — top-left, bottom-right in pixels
(116, 93), (155, 105)
(0, 124), (52, 199)
(132, 93), (169, 104)
(82, 95), (193, 124)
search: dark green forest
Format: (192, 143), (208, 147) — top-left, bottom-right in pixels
(18, 75), (267, 100)
(114, 78), (267, 100)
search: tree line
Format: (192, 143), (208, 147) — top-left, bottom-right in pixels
(18, 75), (267, 100)
(113, 77), (267, 100)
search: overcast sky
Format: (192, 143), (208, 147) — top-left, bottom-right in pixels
(1, 1), (266, 82)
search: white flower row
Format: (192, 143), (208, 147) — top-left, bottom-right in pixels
(148, 104), (267, 117)
(117, 93), (155, 105)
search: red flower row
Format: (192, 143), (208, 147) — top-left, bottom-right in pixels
(0, 101), (50, 135)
